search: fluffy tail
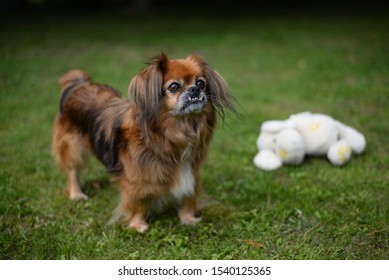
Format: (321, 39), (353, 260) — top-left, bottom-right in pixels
(59, 69), (91, 113)
(59, 69), (90, 90)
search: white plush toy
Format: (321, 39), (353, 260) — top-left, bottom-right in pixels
(253, 112), (366, 171)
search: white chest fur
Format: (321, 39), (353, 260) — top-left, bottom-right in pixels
(170, 161), (195, 201)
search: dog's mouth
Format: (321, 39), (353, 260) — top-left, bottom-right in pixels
(175, 92), (207, 115)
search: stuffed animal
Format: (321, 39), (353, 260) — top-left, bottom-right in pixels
(253, 112), (366, 171)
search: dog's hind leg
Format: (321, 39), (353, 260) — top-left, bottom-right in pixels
(52, 117), (89, 200)
(66, 168), (88, 200)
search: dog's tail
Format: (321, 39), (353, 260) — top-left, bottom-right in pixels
(59, 69), (91, 90)
(59, 70), (91, 113)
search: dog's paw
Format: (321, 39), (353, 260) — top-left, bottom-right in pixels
(69, 191), (89, 201)
(179, 214), (202, 226)
(128, 220), (149, 233)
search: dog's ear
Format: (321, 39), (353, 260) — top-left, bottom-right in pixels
(128, 53), (168, 128)
(189, 54), (236, 122)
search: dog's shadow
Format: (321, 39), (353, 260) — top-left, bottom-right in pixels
(82, 175), (113, 198)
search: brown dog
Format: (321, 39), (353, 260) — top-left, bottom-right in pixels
(52, 53), (235, 232)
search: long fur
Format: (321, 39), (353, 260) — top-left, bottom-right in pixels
(52, 53), (235, 232)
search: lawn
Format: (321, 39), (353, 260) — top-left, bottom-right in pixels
(1, 9), (388, 260)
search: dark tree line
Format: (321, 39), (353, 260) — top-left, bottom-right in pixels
(1, 0), (387, 12)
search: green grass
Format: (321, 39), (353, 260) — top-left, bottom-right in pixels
(1, 11), (388, 260)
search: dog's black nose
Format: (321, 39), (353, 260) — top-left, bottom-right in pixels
(188, 86), (201, 99)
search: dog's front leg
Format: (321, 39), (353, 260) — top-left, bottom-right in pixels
(179, 195), (202, 226)
(117, 179), (150, 233)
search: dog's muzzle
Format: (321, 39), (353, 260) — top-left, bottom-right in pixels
(176, 86), (207, 115)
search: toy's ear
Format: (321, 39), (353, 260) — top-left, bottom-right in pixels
(260, 120), (295, 133)
(335, 121), (366, 154)
(253, 150), (282, 171)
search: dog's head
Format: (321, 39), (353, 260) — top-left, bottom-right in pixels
(128, 53), (235, 127)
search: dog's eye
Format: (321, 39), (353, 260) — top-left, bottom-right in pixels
(168, 82), (181, 93)
(196, 80), (206, 90)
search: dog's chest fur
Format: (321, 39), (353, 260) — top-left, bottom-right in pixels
(170, 161), (195, 200)
(170, 145), (195, 201)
